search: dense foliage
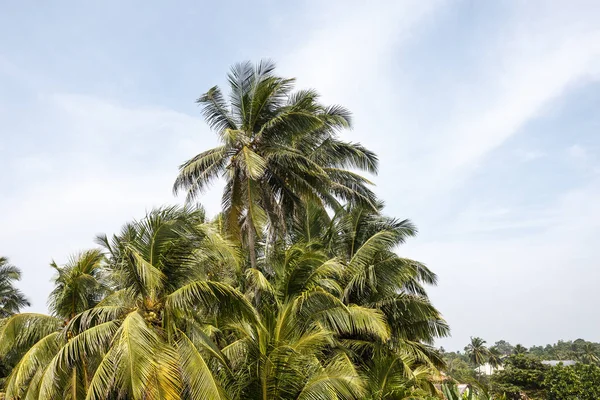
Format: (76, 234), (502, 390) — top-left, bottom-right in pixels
(443, 338), (600, 399)
(0, 258), (30, 388)
(490, 355), (548, 399)
(0, 258), (30, 319)
(0, 62), (449, 400)
(545, 363), (600, 400)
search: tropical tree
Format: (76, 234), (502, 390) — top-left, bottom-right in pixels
(0, 257), (30, 319)
(488, 347), (504, 370)
(1, 63), (449, 400)
(362, 346), (439, 399)
(490, 355), (548, 399)
(465, 337), (490, 374)
(288, 202), (448, 397)
(512, 344), (527, 355)
(227, 239), (387, 399)
(173, 60), (378, 265)
(0, 258), (31, 387)
(579, 343), (600, 365)
(492, 341), (514, 357)
(48, 249), (109, 320)
(0, 249), (113, 399)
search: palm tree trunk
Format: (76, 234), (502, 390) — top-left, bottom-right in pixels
(72, 368), (77, 399)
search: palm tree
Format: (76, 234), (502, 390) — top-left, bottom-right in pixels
(48, 249), (109, 320)
(2, 206), (394, 399)
(579, 343), (600, 365)
(173, 60), (378, 265)
(0, 250), (114, 399)
(363, 346), (439, 400)
(487, 346), (503, 371)
(292, 201), (449, 347)
(0, 257), (31, 387)
(0, 207), (241, 399)
(0, 257), (30, 318)
(227, 241), (388, 399)
(465, 337), (489, 374)
(1, 63), (449, 400)
(287, 201), (448, 397)
(513, 344), (528, 355)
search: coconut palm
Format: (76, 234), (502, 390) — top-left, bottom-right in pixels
(465, 337), (489, 371)
(488, 347), (504, 370)
(291, 201), (449, 347)
(0, 250), (109, 399)
(3, 206), (386, 400)
(173, 60), (378, 265)
(48, 249), (109, 320)
(1, 63), (450, 400)
(0, 206), (246, 399)
(579, 343), (600, 365)
(0, 258), (31, 387)
(225, 241), (389, 399)
(513, 344), (528, 355)
(362, 345), (440, 400)
(0, 257), (30, 318)
(286, 201), (448, 397)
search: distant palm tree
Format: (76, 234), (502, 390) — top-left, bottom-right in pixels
(513, 344), (528, 355)
(488, 347), (504, 370)
(0, 257), (30, 318)
(465, 337), (489, 374)
(579, 343), (600, 365)
(173, 60), (378, 265)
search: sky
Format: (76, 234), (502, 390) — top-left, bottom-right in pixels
(1, 0), (599, 351)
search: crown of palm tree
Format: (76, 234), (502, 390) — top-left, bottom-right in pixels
(174, 60), (379, 266)
(0, 258), (30, 319)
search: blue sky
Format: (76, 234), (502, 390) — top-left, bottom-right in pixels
(1, 0), (599, 350)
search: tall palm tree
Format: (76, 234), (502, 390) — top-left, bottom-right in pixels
(173, 60), (378, 265)
(0, 257), (30, 318)
(465, 337), (489, 372)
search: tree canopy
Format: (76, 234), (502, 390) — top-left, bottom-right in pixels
(0, 61), (448, 400)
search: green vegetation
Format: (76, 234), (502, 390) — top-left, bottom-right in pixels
(443, 338), (600, 399)
(0, 257), (30, 319)
(1, 61), (596, 400)
(0, 258), (30, 388)
(0, 62), (448, 399)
